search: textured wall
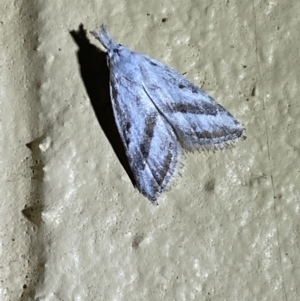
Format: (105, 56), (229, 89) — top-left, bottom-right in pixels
(1, 0), (299, 300)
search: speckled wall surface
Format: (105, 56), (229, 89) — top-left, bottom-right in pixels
(1, 1), (299, 300)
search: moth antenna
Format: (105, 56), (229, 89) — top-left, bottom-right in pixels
(90, 24), (116, 50)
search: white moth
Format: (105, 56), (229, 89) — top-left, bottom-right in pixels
(91, 25), (245, 204)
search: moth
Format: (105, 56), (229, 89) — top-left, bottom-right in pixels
(91, 25), (244, 204)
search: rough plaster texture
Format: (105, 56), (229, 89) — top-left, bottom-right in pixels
(1, 0), (299, 300)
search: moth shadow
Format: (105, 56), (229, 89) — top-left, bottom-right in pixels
(70, 24), (136, 187)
